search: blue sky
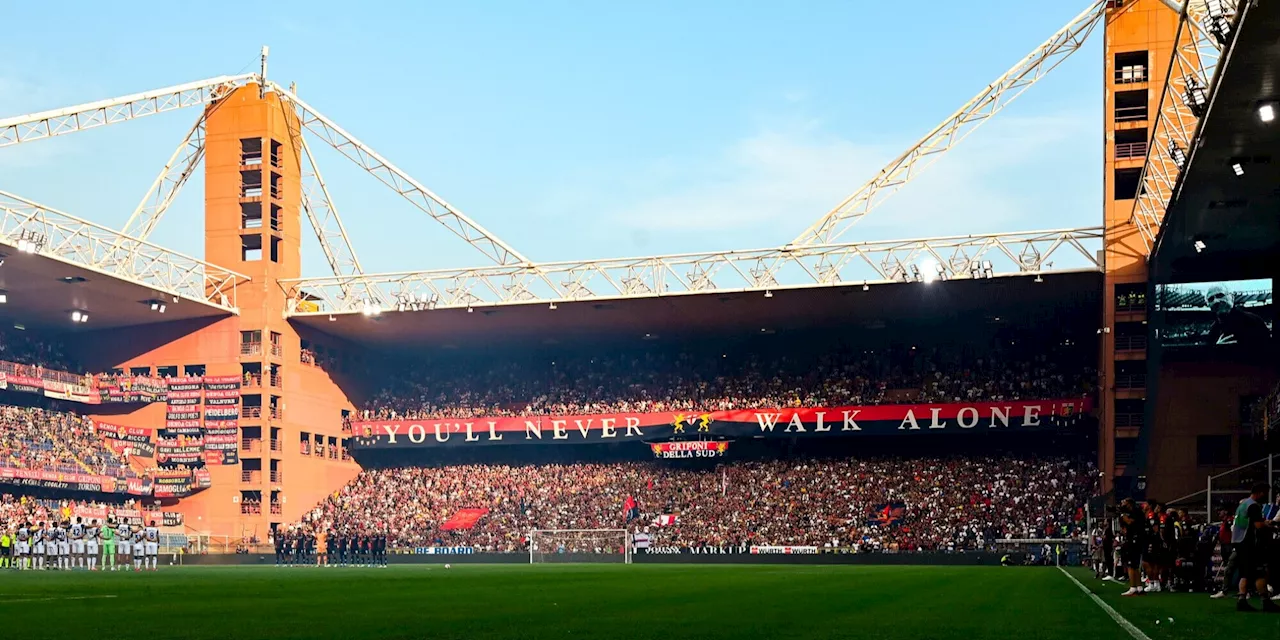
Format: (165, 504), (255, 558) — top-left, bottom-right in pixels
(0, 0), (1104, 276)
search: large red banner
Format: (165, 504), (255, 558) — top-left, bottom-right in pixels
(349, 398), (1091, 449)
(440, 508), (490, 531)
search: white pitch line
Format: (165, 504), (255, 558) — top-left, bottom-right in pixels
(1058, 567), (1152, 640)
(0, 595), (118, 604)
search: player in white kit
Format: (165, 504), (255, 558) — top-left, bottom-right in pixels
(85, 519), (100, 571)
(116, 521), (132, 571)
(70, 517), (86, 570)
(31, 522), (45, 570)
(131, 527), (145, 571)
(144, 520), (160, 571)
(15, 522), (30, 570)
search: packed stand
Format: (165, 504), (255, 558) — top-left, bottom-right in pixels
(0, 405), (136, 479)
(301, 456), (1095, 553)
(362, 340), (1094, 421)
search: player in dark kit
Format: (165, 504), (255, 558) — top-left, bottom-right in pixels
(375, 533), (387, 567)
(1118, 498), (1149, 597)
(361, 534), (373, 567)
(274, 530), (287, 567)
(336, 530), (348, 566)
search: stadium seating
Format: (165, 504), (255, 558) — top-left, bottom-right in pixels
(303, 456), (1095, 552)
(360, 336), (1094, 420)
(0, 405), (136, 479)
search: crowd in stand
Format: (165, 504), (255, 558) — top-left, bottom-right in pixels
(302, 456), (1095, 553)
(360, 339), (1093, 421)
(0, 327), (80, 373)
(0, 492), (143, 526)
(0, 406), (135, 479)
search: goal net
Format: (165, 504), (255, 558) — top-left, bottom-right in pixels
(529, 529), (631, 564)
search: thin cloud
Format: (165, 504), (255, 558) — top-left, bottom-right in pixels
(599, 111), (1097, 244)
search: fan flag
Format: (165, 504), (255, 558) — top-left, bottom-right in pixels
(440, 508), (489, 531)
(624, 495), (639, 522)
(653, 514), (677, 527)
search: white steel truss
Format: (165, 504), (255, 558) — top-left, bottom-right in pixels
(118, 112), (207, 242)
(281, 227), (1103, 315)
(0, 190), (248, 312)
(1131, 0), (1240, 252)
(271, 83), (531, 267)
(0, 74), (256, 148)
(791, 1), (1107, 246)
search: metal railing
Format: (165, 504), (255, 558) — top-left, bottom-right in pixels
(1115, 374), (1147, 390)
(240, 343), (263, 356)
(269, 373), (282, 388)
(240, 439), (262, 453)
(269, 438), (282, 452)
(1114, 335), (1147, 351)
(1114, 413), (1144, 428)
(1114, 141), (1148, 160)
(1114, 66), (1148, 84)
(1114, 105), (1148, 122)
(240, 470), (261, 484)
(270, 343), (283, 358)
(241, 406), (263, 420)
(269, 470), (283, 483)
(269, 502), (282, 515)
(0, 190), (245, 313)
(243, 374), (262, 388)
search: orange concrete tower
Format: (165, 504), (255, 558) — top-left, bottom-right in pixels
(1098, 0), (1179, 494)
(86, 84), (361, 541)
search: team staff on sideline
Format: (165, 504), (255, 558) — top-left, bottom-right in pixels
(1229, 483), (1279, 613)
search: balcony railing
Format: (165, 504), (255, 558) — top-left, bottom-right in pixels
(241, 406), (263, 420)
(269, 373), (282, 388)
(270, 185), (282, 200)
(269, 502), (282, 515)
(270, 343), (283, 357)
(241, 439), (262, 453)
(240, 342), (263, 356)
(243, 374), (262, 389)
(1114, 141), (1148, 160)
(1115, 374), (1146, 390)
(1115, 413), (1144, 428)
(269, 438), (282, 452)
(1115, 335), (1147, 352)
(1114, 66), (1148, 84)
(241, 186), (264, 199)
(240, 470), (261, 484)
(269, 470), (283, 483)
(269, 406), (282, 420)
(1115, 106), (1148, 123)
(270, 153), (282, 169)
(240, 502), (262, 515)
(241, 153), (262, 166)
(301, 443), (311, 456)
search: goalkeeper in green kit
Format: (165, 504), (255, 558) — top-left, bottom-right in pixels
(101, 516), (117, 571)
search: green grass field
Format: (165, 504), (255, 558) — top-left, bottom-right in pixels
(0, 564), (1276, 639)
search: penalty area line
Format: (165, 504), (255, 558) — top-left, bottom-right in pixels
(1057, 567), (1152, 640)
(0, 595), (119, 604)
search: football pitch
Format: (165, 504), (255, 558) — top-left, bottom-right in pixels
(0, 564), (1276, 639)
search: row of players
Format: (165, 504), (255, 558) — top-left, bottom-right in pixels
(4, 518), (162, 571)
(274, 528), (388, 567)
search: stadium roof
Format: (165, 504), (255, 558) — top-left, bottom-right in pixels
(291, 270), (1100, 349)
(0, 244), (234, 332)
(1153, 1), (1280, 282)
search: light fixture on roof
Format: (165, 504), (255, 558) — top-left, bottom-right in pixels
(764, 290), (773, 298)
(0, 290), (7, 304)
(919, 259), (942, 284)
(548, 302), (557, 310)
(466, 305), (473, 313)
(1034, 274), (1044, 283)
(1168, 143), (1187, 169)
(1260, 102), (1277, 123)
(1184, 78), (1208, 117)
(1231, 162), (1245, 176)
(862, 282), (869, 291)
(70, 310), (88, 323)
(1193, 239), (1206, 253)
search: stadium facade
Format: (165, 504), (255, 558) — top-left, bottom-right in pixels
(0, 0), (1276, 542)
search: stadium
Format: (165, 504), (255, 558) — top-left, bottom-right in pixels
(0, 0), (1278, 638)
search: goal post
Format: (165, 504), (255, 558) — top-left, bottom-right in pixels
(528, 529), (631, 564)
(992, 538), (1085, 567)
